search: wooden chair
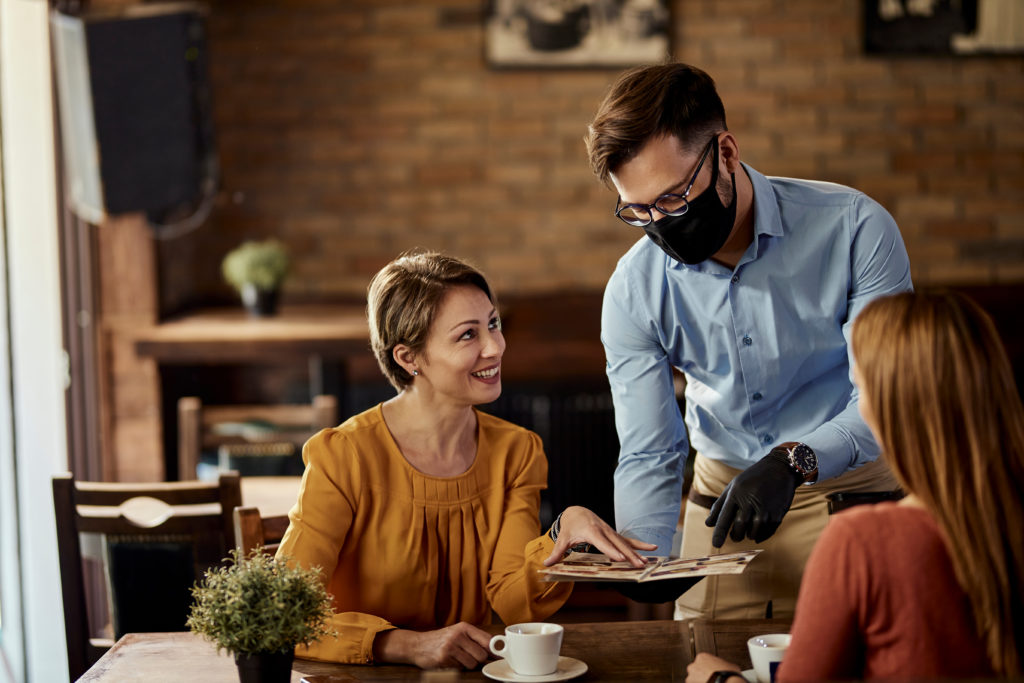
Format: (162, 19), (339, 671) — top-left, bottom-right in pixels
(177, 394), (338, 480)
(53, 471), (242, 681)
(233, 505), (289, 557)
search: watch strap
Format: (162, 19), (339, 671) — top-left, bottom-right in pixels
(548, 512), (594, 554)
(548, 511), (562, 542)
(772, 441), (817, 484)
(767, 444), (806, 487)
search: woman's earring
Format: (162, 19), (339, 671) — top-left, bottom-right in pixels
(412, 370), (419, 376)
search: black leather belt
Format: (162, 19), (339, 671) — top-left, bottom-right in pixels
(686, 487), (719, 509)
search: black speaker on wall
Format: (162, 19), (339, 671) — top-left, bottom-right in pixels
(51, 5), (217, 225)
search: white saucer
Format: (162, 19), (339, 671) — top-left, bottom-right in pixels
(482, 656), (587, 682)
(741, 669), (757, 682)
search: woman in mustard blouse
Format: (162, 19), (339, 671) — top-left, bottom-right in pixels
(277, 251), (655, 669)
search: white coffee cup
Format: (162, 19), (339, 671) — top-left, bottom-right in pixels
(747, 633), (791, 683)
(489, 622), (564, 676)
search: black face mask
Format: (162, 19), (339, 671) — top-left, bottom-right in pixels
(642, 140), (737, 265)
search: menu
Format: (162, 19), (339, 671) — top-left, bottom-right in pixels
(539, 549), (762, 583)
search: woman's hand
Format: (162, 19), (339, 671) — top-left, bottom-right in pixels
(373, 622), (493, 669)
(543, 505), (657, 568)
(686, 652), (742, 683)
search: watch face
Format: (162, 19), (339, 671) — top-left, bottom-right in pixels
(790, 444), (817, 474)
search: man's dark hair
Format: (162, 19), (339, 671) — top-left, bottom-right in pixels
(585, 63), (727, 184)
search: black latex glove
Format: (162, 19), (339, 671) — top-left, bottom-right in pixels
(705, 450), (802, 547)
(609, 576), (705, 604)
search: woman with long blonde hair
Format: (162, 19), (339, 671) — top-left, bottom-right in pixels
(688, 290), (1023, 680)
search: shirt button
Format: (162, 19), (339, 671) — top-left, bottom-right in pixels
(731, 275), (740, 284)
(752, 392), (763, 401)
(742, 336), (753, 346)
(763, 434), (774, 445)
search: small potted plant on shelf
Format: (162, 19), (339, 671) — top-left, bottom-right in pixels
(187, 549), (335, 683)
(221, 240), (290, 317)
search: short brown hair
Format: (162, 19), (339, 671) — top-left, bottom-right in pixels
(366, 251), (494, 391)
(585, 62), (727, 184)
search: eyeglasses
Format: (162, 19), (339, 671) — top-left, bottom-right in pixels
(614, 136), (717, 227)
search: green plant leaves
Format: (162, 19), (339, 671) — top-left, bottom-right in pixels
(221, 240), (290, 292)
(187, 548), (336, 656)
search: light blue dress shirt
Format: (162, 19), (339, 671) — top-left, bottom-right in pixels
(601, 163), (913, 553)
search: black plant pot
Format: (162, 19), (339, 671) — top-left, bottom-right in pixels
(234, 649), (294, 683)
(240, 283), (280, 317)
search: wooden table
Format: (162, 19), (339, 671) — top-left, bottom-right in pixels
(240, 476), (302, 517)
(134, 304), (370, 366)
(81, 622), (689, 682)
(692, 618), (793, 670)
(80, 619), (793, 682)
(134, 304), (372, 479)
(133, 303), (372, 398)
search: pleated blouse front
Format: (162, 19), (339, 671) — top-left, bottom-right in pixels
(277, 404), (571, 664)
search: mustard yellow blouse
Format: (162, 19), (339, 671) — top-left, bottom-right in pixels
(276, 404), (572, 664)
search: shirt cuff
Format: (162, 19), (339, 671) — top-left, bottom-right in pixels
(804, 424), (859, 482)
(617, 525), (673, 558)
(295, 614), (395, 665)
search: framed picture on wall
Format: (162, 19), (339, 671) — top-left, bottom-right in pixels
(864, 0), (1024, 55)
(486, 0), (670, 68)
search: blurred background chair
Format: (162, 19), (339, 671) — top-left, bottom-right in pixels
(52, 471), (241, 680)
(177, 394), (338, 480)
(233, 505), (289, 558)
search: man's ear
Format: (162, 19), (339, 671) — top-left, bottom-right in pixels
(718, 132), (741, 175)
(392, 344), (417, 376)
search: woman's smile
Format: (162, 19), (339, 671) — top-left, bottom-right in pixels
(416, 285), (506, 404)
(471, 365), (500, 383)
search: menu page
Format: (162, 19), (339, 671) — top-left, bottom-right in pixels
(539, 549), (762, 582)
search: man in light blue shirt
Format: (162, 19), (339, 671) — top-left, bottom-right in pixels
(585, 63), (912, 618)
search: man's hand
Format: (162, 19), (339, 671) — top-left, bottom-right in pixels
(704, 451), (801, 547)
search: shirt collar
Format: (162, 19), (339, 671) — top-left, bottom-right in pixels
(746, 163), (784, 240)
(668, 162), (782, 273)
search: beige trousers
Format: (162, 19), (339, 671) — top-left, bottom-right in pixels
(674, 454), (898, 620)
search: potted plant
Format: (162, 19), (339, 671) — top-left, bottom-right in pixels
(221, 240), (290, 316)
(187, 549), (336, 683)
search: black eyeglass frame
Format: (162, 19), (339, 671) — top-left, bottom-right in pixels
(613, 135), (718, 228)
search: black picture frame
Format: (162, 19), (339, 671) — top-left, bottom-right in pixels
(486, 0), (671, 68)
(864, 0), (1024, 55)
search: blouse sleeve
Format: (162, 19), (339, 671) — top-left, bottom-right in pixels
(276, 429), (396, 664)
(486, 430), (573, 623)
(776, 514), (865, 681)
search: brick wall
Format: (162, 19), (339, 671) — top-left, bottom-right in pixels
(156, 0), (1023, 311)
(88, 0), (1022, 479)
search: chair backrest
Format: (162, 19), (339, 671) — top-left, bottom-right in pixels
(233, 505), (290, 558)
(53, 471), (242, 680)
(177, 394), (338, 480)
